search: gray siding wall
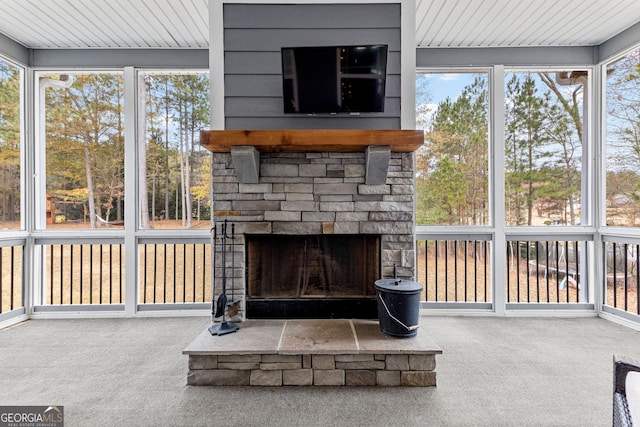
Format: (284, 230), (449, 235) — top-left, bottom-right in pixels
(223, 3), (401, 130)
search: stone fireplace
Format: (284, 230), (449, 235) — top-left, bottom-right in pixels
(202, 130), (423, 320)
(186, 130), (442, 388)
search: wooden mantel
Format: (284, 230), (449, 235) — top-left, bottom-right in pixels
(199, 129), (424, 153)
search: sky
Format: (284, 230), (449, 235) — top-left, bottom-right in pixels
(416, 72), (479, 129)
(416, 71), (588, 170)
(417, 71), (585, 128)
(418, 72), (478, 105)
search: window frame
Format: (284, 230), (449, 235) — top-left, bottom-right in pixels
(601, 48), (640, 231)
(502, 67), (593, 229)
(135, 69), (212, 231)
(0, 55), (25, 233)
(34, 69), (125, 233)
(415, 68), (493, 228)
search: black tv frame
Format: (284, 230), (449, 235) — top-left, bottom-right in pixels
(281, 44), (388, 114)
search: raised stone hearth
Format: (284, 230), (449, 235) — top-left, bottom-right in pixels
(183, 319), (442, 387)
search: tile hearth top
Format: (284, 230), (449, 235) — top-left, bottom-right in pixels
(279, 319), (357, 354)
(183, 319), (442, 356)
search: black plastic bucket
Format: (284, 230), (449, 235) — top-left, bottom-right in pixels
(374, 278), (423, 338)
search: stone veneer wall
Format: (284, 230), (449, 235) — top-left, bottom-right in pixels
(211, 150), (416, 319)
(187, 353), (436, 386)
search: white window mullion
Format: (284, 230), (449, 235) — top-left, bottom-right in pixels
(30, 71), (49, 309)
(491, 65), (506, 315)
(123, 67), (138, 317)
(33, 72), (48, 232)
(592, 64), (606, 312)
(23, 66), (37, 312)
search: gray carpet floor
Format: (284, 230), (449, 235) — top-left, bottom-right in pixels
(0, 315), (639, 426)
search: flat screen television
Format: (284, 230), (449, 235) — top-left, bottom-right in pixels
(281, 44), (388, 114)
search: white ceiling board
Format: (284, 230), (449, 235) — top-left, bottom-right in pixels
(0, 0), (210, 48)
(415, 0), (640, 48)
(0, 0), (638, 49)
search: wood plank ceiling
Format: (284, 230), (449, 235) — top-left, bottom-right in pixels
(0, 0), (210, 49)
(0, 0), (638, 49)
(415, 0), (640, 48)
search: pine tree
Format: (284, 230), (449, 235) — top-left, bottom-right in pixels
(418, 76), (488, 225)
(46, 73), (124, 228)
(504, 73), (553, 225)
(0, 60), (21, 224)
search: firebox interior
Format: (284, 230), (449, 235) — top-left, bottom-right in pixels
(246, 234), (381, 318)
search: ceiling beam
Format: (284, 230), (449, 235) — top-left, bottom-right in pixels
(29, 48), (208, 68)
(599, 20), (640, 63)
(0, 32), (29, 65)
(417, 46), (597, 68)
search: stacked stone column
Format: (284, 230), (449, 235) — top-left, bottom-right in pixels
(211, 151), (417, 319)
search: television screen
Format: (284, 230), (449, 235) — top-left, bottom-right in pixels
(281, 45), (388, 114)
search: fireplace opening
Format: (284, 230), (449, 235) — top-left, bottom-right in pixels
(246, 234), (380, 319)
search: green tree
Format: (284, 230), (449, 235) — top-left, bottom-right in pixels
(145, 75), (173, 221)
(541, 104), (580, 224)
(608, 55), (640, 170)
(46, 73), (124, 228)
(0, 60), (21, 224)
(418, 76), (488, 225)
(605, 52), (640, 227)
(173, 74), (210, 227)
(505, 74), (553, 225)
(537, 71), (585, 225)
(606, 170), (640, 226)
(143, 73), (210, 227)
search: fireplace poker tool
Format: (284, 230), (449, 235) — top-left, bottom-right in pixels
(209, 219), (239, 336)
(209, 222), (218, 319)
(214, 221), (227, 317)
(227, 224), (240, 319)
